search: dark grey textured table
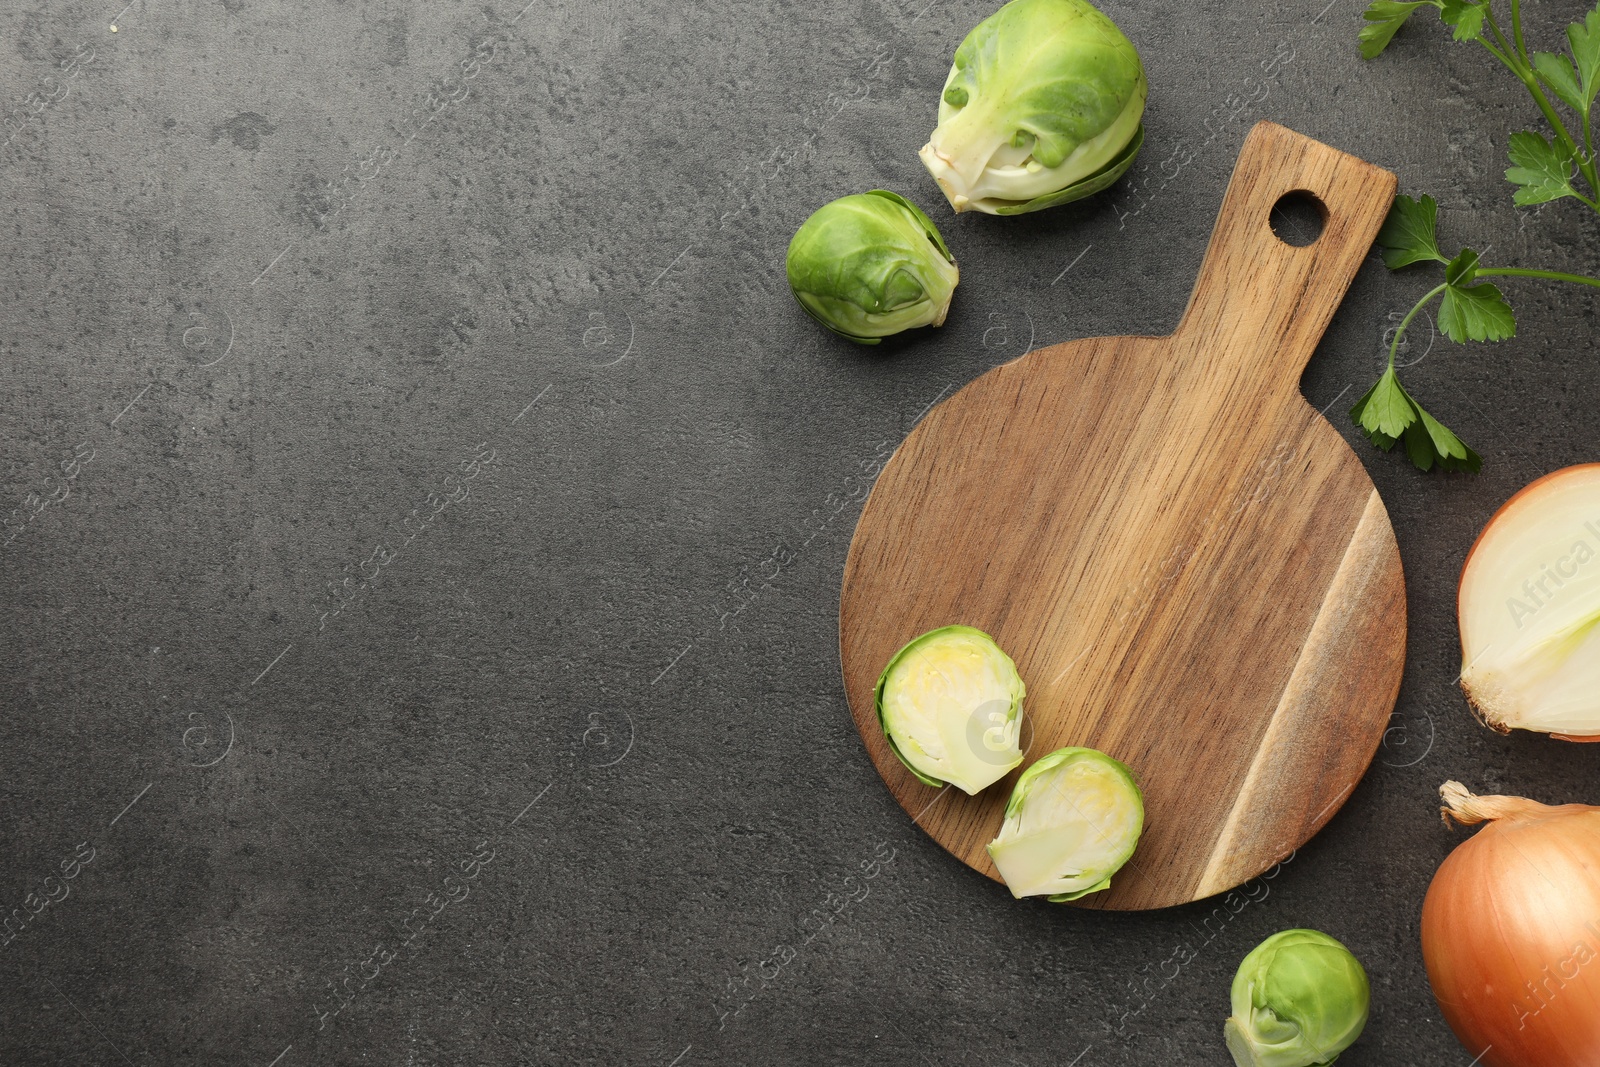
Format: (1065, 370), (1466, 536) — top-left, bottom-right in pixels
(3, 0), (1597, 1064)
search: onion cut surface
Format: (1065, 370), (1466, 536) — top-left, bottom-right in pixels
(1422, 782), (1600, 1067)
(1458, 464), (1600, 739)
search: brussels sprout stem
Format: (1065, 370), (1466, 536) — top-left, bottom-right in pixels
(927, 97), (1015, 194)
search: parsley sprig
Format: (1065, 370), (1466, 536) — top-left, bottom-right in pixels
(1356, 194), (1600, 471)
(1362, 0), (1600, 207)
(1357, 0), (1600, 472)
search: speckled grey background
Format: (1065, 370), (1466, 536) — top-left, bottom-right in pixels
(2, 0), (1598, 1063)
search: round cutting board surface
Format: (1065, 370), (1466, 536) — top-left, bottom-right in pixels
(839, 123), (1407, 910)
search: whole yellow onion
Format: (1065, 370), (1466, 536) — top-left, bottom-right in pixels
(1421, 782), (1600, 1067)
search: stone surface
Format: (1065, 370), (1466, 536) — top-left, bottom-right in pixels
(2, 0), (1597, 1064)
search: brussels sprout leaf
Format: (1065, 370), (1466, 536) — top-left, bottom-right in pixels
(1506, 130), (1581, 205)
(866, 189), (954, 261)
(1359, 1), (1434, 59)
(987, 126), (1145, 216)
(1375, 193), (1447, 268)
(1350, 366), (1483, 473)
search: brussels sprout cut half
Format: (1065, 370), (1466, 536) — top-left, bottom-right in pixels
(919, 0), (1148, 215)
(1225, 930), (1370, 1067)
(874, 625), (1025, 794)
(986, 747), (1143, 901)
(785, 190), (959, 344)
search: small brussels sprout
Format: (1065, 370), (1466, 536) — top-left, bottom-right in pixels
(785, 190), (959, 344)
(1225, 930), (1371, 1067)
(919, 0), (1148, 215)
(875, 626), (1024, 794)
(986, 747), (1143, 900)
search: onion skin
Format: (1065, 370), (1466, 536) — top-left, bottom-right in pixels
(1421, 782), (1600, 1067)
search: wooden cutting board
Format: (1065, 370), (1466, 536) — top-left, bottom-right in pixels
(839, 122), (1407, 910)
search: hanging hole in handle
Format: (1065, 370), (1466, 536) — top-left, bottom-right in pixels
(1269, 190), (1327, 247)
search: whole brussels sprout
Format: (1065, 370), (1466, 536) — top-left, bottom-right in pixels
(785, 190), (959, 344)
(920, 0), (1147, 215)
(1225, 930), (1371, 1067)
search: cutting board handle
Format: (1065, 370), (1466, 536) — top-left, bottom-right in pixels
(1173, 122), (1397, 392)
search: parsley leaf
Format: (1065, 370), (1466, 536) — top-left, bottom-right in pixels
(1568, 4), (1600, 109)
(1409, 401), (1483, 472)
(1360, 1), (1435, 59)
(1439, 0), (1489, 42)
(1375, 194), (1448, 268)
(1533, 51), (1586, 112)
(1439, 258), (1516, 342)
(1351, 365), (1416, 444)
(1351, 365), (1483, 473)
(1505, 130), (1580, 205)
(1443, 246), (1480, 285)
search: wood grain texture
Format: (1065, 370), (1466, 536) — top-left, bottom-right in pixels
(838, 122), (1406, 910)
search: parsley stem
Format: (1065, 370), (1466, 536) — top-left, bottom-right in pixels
(1477, 267), (1600, 290)
(1585, 110), (1596, 187)
(1389, 283), (1448, 371)
(1537, 184), (1600, 213)
(1386, 270), (1600, 374)
(1483, 8), (1525, 71)
(1483, 6), (1597, 191)
(1483, 11), (1518, 68)
(1509, 0), (1528, 63)
(1475, 29), (1517, 72)
(1516, 70), (1597, 193)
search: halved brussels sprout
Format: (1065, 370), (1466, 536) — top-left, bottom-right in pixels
(919, 0), (1148, 215)
(875, 625), (1024, 794)
(785, 190), (959, 344)
(986, 747), (1143, 901)
(1225, 930), (1371, 1067)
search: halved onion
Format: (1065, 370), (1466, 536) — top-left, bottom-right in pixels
(1458, 464), (1600, 739)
